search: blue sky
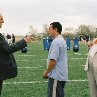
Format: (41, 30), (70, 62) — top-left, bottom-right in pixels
(0, 0), (97, 35)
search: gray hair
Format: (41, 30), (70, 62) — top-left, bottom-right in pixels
(0, 13), (2, 16)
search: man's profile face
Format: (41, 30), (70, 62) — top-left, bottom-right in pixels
(48, 25), (55, 37)
(0, 15), (4, 28)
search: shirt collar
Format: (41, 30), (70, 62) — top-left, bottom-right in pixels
(54, 35), (62, 39)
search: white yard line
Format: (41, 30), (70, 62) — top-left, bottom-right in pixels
(85, 54), (88, 55)
(69, 65), (85, 67)
(41, 58), (86, 60)
(3, 80), (88, 85)
(41, 59), (47, 60)
(17, 55), (36, 57)
(74, 53), (82, 55)
(68, 79), (88, 82)
(17, 54), (88, 57)
(18, 66), (42, 69)
(17, 65), (85, 69)
(70, 58), (86, 60)
(16, 60), (29, 61)
(68, 53), (88, 56)
(16, 58), (86, 62)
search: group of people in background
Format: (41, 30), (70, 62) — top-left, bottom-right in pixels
(2, 33), (15, 44)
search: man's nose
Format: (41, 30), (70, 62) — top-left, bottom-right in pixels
(2, 20), (4, 23)
(2, 19), (4, 23)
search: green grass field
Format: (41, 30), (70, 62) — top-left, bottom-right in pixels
(1, 41), (90, 97)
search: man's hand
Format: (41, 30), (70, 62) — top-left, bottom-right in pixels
(43, 60), (56, 79)
(43, 70), (48, 79)
(88, 42), (93, 48)
(24, 36), (33, 43)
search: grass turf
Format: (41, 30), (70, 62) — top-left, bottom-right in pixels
(1, 41), (89, 97)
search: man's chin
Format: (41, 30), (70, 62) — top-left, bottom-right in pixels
(49, 35), (53, 38)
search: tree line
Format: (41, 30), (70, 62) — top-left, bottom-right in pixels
(29, 24), (97, 40)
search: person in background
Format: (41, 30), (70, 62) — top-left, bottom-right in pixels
(6, 33), (12, 44)
(85, 34), (89, 43)
(84, 38), (97, 97)
(6, 33), (11, 39)
(12, 34), (15, 43)
(43, 22), (68, 97)
(0, 13), (32, 95)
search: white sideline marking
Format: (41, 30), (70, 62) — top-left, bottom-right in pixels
(41, 58), (86, 61)
(41, 58), (86, 60)
(68, 80), (88, 82)
(17, 55), (36, 57)
(40, 49), (44, 51)
(18, 66), (42, 69)
(68, 53), (88, 56)
(17, 65), (84, 69)
(74, 53), (82, 55)
(70, 58), (86, 60)
(27, 48), (44, 50)
(69, 65), (85, 67)
(16, 60), (29, 62)
(3, 80), (88, 85)
(41, 59), (47, 60)
(16, 57), (86, 62)
(17, 59), (47, 61)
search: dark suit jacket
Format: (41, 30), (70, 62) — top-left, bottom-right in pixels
(0, 33), (27, 80)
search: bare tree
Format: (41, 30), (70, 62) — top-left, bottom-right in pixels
(78, 25), (90, 34)
(27, 25), (38, 37)
(42, 24), (49, 38)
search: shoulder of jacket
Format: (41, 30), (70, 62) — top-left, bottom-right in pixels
(0, 33), (4, 38)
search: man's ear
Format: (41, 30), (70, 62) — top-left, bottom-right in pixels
(54, 28), (57, 32)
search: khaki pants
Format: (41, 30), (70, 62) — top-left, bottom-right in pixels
(87, 53), (97, 97)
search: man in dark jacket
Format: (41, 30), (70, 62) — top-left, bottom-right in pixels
(0, 13), (32, 95)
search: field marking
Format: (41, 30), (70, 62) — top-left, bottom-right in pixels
(74, 53), (82, 55)
(17, 65), (84, 69)
(16, 54), (88, 57)
(69, 65), (85, 67)
(16, 57), (86, 62)
(70, 58), (86, 60)
(41, 58), (86, 60)
(17, 55), (36, 57)
(68, 79), (88, 82)
(17, 53), (88, 56)
(3, 80), (88, 85)
(68, 53), (88, 55)
(16, 59), (46, 61)
(16, 60), (29, 62)
(18, 66), (42, 69)
(41, 59), (47, 60)
(42, 58), (87, 60)
(17, 65), (85, 69)
(27, 48), (44, 50)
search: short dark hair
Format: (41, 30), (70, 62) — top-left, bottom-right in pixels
(50, 22), (62, 34)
